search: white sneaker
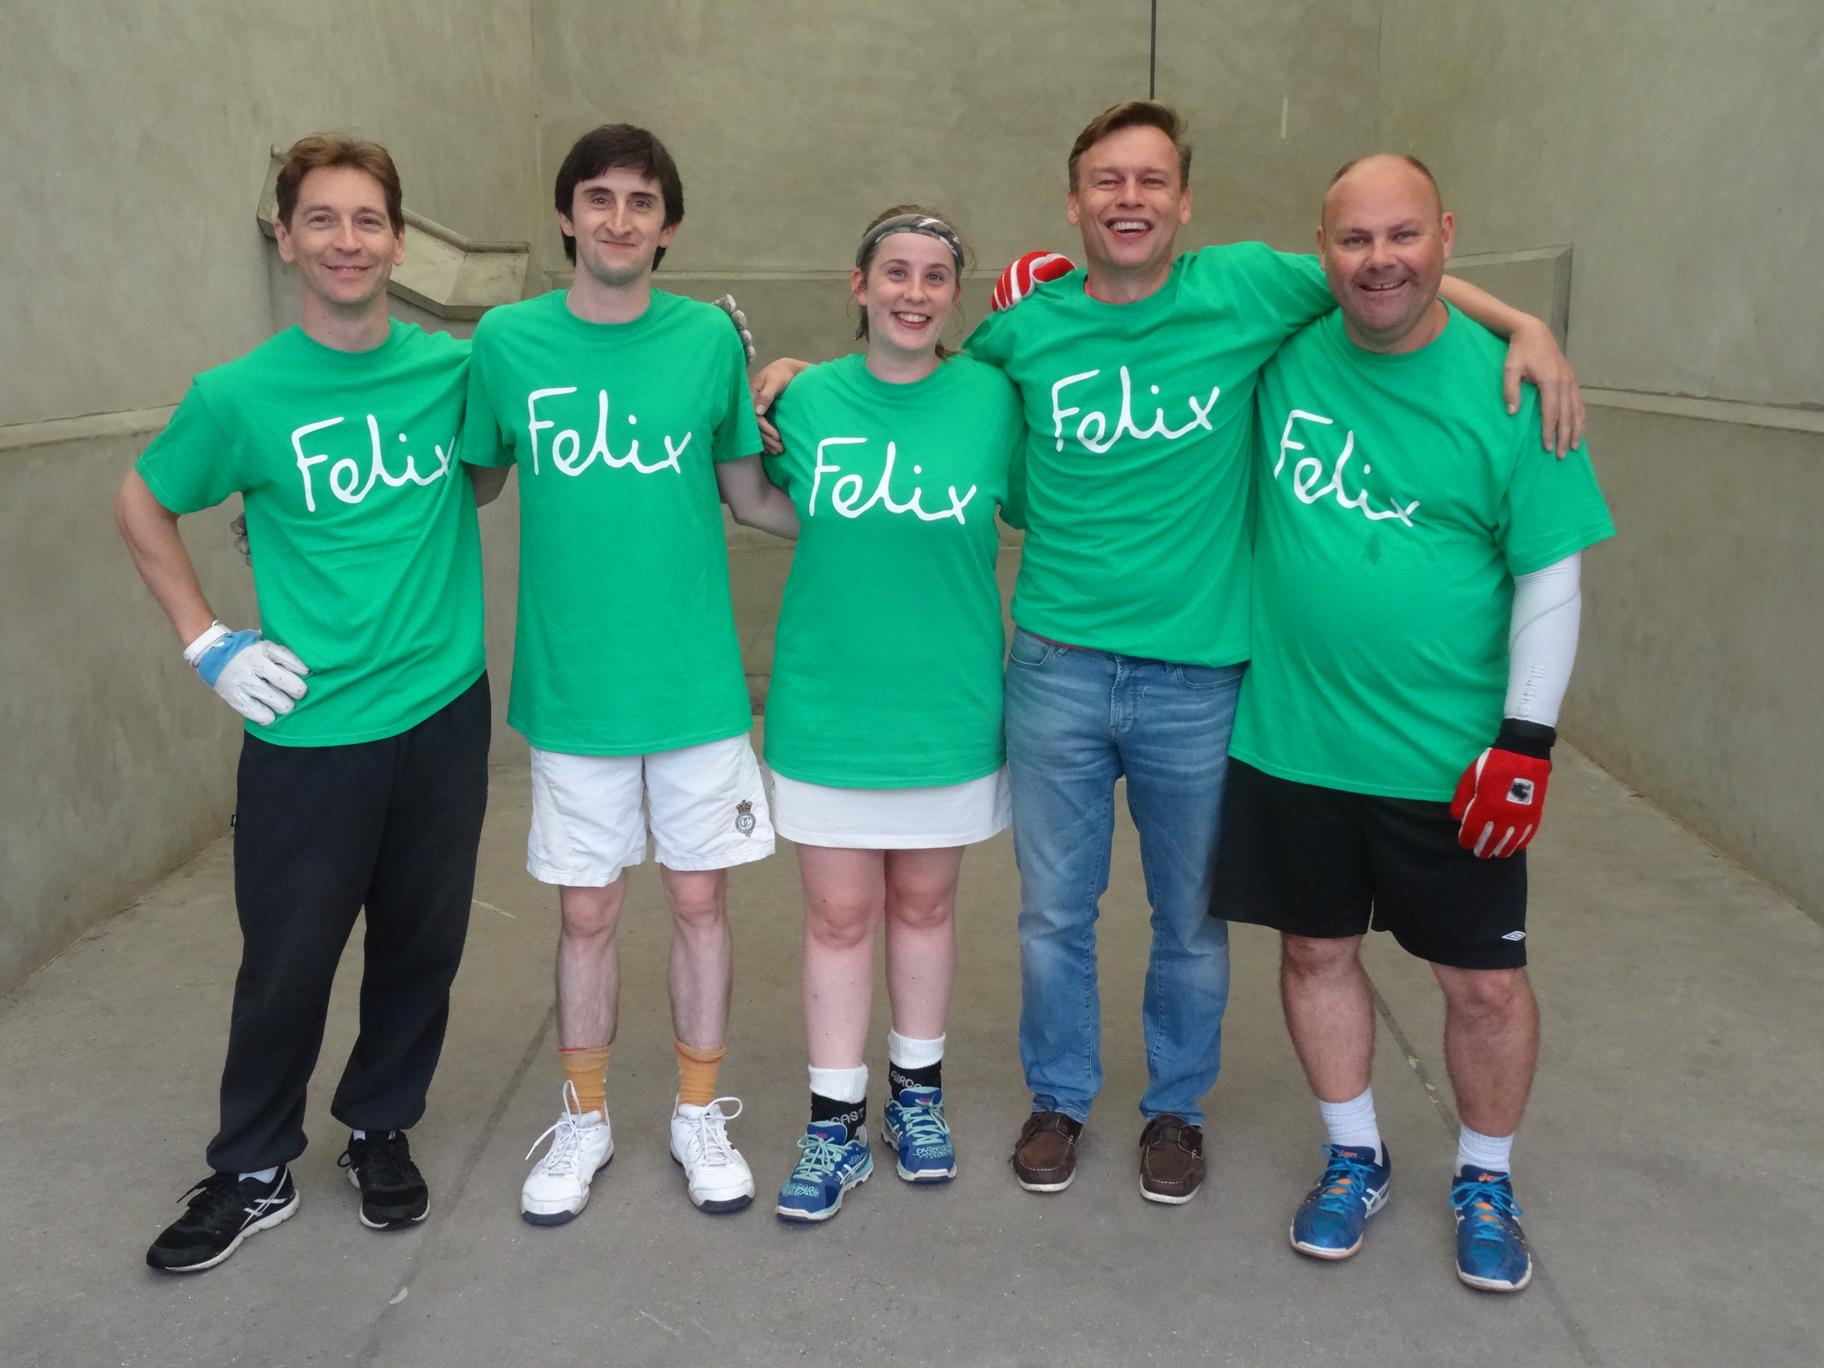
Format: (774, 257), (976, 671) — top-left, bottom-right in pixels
(521, 1081), (614, 1227)
(669, 1096), (756, 1213)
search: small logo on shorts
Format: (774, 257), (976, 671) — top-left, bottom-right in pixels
(735, 799), (756, 836)
(1501, 930), (1527, 942)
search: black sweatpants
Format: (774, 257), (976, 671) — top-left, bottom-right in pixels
(206, 674), (491, 1174)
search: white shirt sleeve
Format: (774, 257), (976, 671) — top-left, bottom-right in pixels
(1503, 552), (1583, 727)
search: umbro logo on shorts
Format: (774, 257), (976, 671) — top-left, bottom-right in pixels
(734, 799), (756, 836)
(1501, 930), (1527, 941)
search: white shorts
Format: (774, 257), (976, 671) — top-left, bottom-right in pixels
(528, 735), (775, 886)
(767, 768), (1011, 849)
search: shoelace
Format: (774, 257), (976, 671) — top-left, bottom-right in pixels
(679, 1097), (743, 1167)
(896, 1097), (950, 1148)
(1451, 1173), (1524, 1241)
(792, 1131), (851, 1179)
(176, 1172), (247, 1219)
(1310, 1147), (1381, 1215)
(339, 1132), (411, 1188)
(525, 1080), (592, 1174)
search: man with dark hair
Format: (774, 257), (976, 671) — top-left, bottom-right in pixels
(552, 124), (686, 269)
(118, 134), (499, 1272)
(464, 123), (796, 1226)
(958, 101), (1585, 1204)
(1217, 154), (1611, 1292)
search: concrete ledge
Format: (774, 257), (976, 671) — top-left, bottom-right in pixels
(1448, 244), (1573, 345)
(1586, 388), (1824, 435)
(0, 405), (175, 455)
(257, 148), (530, 321)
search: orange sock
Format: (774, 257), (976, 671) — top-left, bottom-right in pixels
(675, 1040), (726, 1107)
(559, 1044), (611, 1118)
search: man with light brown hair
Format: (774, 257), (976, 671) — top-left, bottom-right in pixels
(119, 133), (499, 1272)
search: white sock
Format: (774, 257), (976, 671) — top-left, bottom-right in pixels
(1317, 1088), (1383, 1163)
(808, 1063), (869, 1104)
(886, 1029), (945, 1070)
(238, 1166), (279, 1184)
(1457, 1124), (1515, 1175)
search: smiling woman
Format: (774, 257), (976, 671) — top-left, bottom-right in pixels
(754, 204), (1027, 1225)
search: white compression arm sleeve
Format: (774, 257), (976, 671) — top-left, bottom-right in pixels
(1504, 552), (1583, 727)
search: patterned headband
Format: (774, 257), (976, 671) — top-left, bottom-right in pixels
(854, 213), (965, 273)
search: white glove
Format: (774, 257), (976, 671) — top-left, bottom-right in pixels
(712, 294), (756, 364)
(183, 622), (309, 726)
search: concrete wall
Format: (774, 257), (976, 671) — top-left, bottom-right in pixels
(8, 0), (1817, 992)
(533, 1), (1380, 360)
(1376, 0), (1824, 915)
(0, 1), (541, 992)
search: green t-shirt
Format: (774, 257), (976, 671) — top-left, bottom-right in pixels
(1231, 305), (1616, 800)
(965, 243), (1333, 665)
(762, 353), (1022, 788)
(136, 321), (484, 747)
(463, 289), (761, 755)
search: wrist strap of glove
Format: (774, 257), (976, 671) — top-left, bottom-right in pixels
(182, 621), (231, 668)
(1493, 717), (1557, 759)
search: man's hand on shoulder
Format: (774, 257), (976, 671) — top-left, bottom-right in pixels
(712, 294), (756, 364)
(750, 357), (810, 456)
(1501, 320), (1585, 459)
(990, 250), (1077, 313)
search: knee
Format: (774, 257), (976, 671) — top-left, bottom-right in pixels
(667, 883), (726, 935)
(806, 894), (877, 953)
(1280, 934), (1359, 982)
(885, 879), (954, 935)
(1441, 967), (1533, 1020)
(560, 887), (623, 940)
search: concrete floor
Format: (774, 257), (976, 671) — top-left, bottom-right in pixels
(5, 551), (1823, 1367)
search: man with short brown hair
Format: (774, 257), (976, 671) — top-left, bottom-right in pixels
(119, 134), (495, 1271)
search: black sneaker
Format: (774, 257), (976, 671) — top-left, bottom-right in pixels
(338, 1130), (430, 1229)
(146, 1168), (299, 1273)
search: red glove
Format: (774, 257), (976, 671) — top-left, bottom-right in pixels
(1450, 720), (1556, 859)
(990, 250), (1077, 312)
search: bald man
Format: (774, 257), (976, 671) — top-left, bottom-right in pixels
(1212, 155), (1614, 1292)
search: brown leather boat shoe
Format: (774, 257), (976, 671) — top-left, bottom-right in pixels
(1138, 1113), (1205, 1204)
(1011, 1111), (1084, 1192)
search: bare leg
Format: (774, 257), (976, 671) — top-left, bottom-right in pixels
(556, 880), (627, 1049)
(797, 846), (886, 1069)
(659, 867), (733, 1050)
(1433, 964), (1538, 1136)
(882, 846), (965, 1040)
(1280, 934), (1375, 1102)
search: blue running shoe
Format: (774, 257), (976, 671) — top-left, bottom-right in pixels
(1290, 1144), (1392, 1260)
(774, 1120), (872, 1223)
(881, 1087), (957, 1183)
(1451, 1167), (1533, 1292)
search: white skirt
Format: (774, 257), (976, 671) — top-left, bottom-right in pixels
(766, 767), (1012, 849)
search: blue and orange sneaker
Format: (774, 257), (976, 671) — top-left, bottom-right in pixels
(1451, 1167), (1533, 1292)
(1290, 1144), (1392, 1260)
(881, 1086), (956, 1182)
(774, 1120), (872, 1223)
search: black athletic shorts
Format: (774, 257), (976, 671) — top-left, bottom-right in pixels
(1212, 759), (1529, 970)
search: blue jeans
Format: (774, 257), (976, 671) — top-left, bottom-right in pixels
(1003, 628), (1243, 1126)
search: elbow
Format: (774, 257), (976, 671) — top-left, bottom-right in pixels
(113, 474), (144, 544)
